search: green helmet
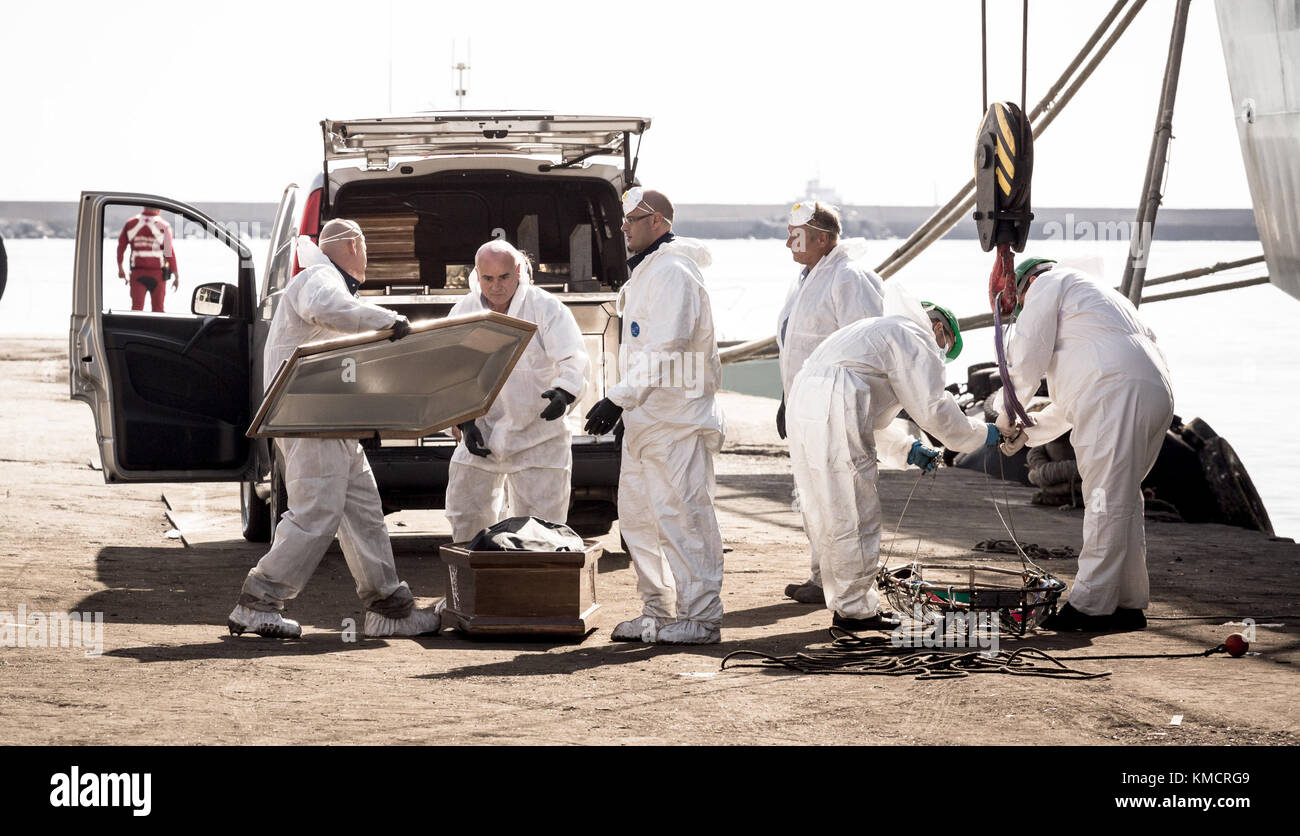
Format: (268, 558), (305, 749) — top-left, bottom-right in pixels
(921, 301), (962, 362)
(1014, 257), (1056, 292)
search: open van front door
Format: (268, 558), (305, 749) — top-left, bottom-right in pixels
(70, 192), (257, 483)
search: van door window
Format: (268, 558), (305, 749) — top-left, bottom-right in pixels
(101, 203), (262, 315)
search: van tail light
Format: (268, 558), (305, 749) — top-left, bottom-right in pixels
(291, 187), (323, 276)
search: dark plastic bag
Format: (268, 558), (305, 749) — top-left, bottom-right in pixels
(466, 516), (585, 552)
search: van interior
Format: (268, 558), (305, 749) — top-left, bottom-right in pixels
(332, 170), (628, 296)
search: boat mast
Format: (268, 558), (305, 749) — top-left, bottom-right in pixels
(452, 39), (471, 111)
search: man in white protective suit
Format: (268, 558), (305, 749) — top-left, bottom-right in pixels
(444, 239), (589, 541)
(775, 199), (884, 605)
(228, 219), (440, 639)
(583, 187), (727, 645)
(787, 291), (1003, 631)
(997, 258), (1174, 632)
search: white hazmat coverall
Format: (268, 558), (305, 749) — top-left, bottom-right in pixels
(1006, 268), (1174, 615)
(239, 238), (413, 616)
(788, 307), (990, 619)
(776, 240), (885, 397)
(609, 238), (726, 639)
(776, 239), (885, 587)
(444, 275), (589, 542)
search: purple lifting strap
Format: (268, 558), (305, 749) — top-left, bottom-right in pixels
(993, 291), (1035, 427)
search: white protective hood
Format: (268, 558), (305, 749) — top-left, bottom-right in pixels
(295, 235), (331, 271)
(660, 236), (713, 271)
(448, 260), (589, 471)
(611, 234), (724, 455)
(776, 238), (884, 396)
(619, 236), (713, 312)
(882, 280), (936, 339)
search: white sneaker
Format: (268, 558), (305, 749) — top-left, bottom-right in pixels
(364, 608), (441, 638)
(611, 615), (669, 643)
(227, 605), (302, 639)
(656, 620), (721, 645)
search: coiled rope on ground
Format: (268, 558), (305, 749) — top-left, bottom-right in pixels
(720, 629), (1111, 680)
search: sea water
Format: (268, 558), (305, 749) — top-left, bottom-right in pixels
(3, 236), (1295, 538)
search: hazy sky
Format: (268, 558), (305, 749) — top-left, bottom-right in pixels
(1, 0), (1252, 208)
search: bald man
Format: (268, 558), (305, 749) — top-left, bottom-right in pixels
(444, 240), (589, 541)
(228, 220), (439, 640)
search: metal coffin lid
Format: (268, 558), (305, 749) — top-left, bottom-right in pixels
(321, 112), (650, 165)
(247, 311), (536, 439)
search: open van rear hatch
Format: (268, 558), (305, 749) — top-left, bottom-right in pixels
(322, 112), (651, 173)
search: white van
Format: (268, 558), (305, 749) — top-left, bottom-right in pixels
(70, 112), (647, 541)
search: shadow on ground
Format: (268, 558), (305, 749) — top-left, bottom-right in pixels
(411, 620), (1131, 682)
(715, 473), (807, 535)
(416, 625), (833, 680)
(103, 634), (422, 662)
(70, 544), (448, 629)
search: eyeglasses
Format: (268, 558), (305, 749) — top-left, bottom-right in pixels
(623, 213), (655, 226)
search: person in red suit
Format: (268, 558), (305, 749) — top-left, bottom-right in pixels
(116, 207), (179, 311)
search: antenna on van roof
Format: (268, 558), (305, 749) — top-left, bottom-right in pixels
(451, 38), (471, 110)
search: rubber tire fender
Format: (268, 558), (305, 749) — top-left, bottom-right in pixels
(240, 479), (272, 543)
(268, 451), (289, 541)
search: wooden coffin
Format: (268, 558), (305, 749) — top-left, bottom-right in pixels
(437, 540), (602, 638)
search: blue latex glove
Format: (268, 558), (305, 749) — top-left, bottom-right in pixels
(907, 439), (941, 473)
(985, 423), (1000, 447)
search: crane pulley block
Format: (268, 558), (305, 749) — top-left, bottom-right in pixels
(973, 102), (1034, 253)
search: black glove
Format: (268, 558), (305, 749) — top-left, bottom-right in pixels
(776, 395), (787, 440)
(539, 387), (576, 421)
(388, 315), (411, 341)
(584, 397), (624, 436)
(457, 420), (492, 457)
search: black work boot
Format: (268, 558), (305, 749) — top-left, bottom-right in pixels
(1044, 602), (1119, 632)
(832, 610), (902, 632)
(784, 582), (825, 604)
(1110, 607), (1148, 631)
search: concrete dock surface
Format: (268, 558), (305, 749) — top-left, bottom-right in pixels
(1, 336), (1296, 746)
